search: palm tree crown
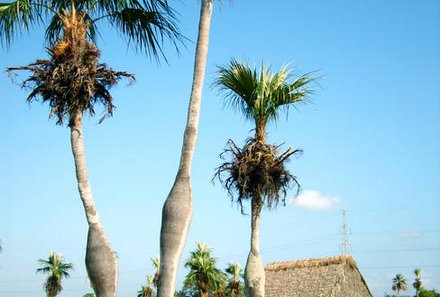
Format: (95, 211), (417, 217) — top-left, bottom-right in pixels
(0, 0), (181, 60)
(392, 273), (408, 296)
(214, 59), (314, 142)
(184, 242), (227, 297)
(413, 268), (422, 297)
(37, 252), (73, 297)
(225, 263), (242, 297)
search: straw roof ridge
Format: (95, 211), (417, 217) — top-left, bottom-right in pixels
(265, 255), (357, 272)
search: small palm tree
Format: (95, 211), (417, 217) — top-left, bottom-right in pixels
(213, 59), (314, 297)
(138, 275), (155, 297)
(184, 242), (227, 297)
(151, 257), (160, 289)
(225, 263), (242, 297)
(392, 273), (408, 297)
(37, 252), (73, 297)
(413, 268), (422, 297)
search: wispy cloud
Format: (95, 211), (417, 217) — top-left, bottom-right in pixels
(288, 190), (340, 211)
(399, 231), (420, 238)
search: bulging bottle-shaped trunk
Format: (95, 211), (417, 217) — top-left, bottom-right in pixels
(158, 172), (192, 297)
(157, 1), (213, 297)
(70, 113), (118, 297)
(86, 223), (118, 297)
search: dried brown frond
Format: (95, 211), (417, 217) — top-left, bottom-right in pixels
(7, 29), (134, 126)
(213, 138), (302, 213)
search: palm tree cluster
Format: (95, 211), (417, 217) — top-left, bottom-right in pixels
(37, 252), (73, 297)
(137, 257), (160, 297)
(138, 275), (155, 297)
(389, 270), (426, 297)
(183, 243), (226, 297)
(177, 243), (244, 297)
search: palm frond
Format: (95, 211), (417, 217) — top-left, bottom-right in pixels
(213, 138), (302, 213)
(214, 59), (316, 128)
(7, 37), (135, 126)
(108, 3), (181, 61)
(0, 0), (42, 46)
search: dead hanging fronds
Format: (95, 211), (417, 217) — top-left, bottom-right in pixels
(7, 36), (135, 127)
(213, 138), (302, 213)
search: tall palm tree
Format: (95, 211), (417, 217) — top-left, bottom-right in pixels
(157, 1), (213, 297)
(392, 273), (408, 297)
(413, 268), (422, 297)
(2, 2), (181, 297)
(37, 252), (73, 297)
(183, 242), (227, 297)
(225, 263), (242, 297)
(213, 59), (314, 297)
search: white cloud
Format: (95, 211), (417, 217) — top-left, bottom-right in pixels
(289, 190), (340, 212)
(399, 231), (420, 238)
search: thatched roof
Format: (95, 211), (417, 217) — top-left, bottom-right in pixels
(265, 255), (372, 297)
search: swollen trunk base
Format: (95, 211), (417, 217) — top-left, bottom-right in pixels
(86, 223), (118, 297)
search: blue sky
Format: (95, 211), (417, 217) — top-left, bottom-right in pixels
(1, 0), (439, 296)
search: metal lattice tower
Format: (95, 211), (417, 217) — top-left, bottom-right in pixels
(340, 209), (351, 255)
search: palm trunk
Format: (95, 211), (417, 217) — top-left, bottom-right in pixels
(255, 119), (267, 143)
(70, 112), (118, 297)
(244, 198), (265, 297)
(157, 1), (213, 297)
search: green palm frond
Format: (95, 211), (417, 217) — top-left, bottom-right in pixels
(214, 59), (315, 126)
(108, 3), (180, 61)
(184, 243), (227, 293)
(2, 0), (182, 61)
(0, 0), (42, 46)
(225, 263), (241, 278)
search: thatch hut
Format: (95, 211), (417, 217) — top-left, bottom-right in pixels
(265, 255), (372, 297)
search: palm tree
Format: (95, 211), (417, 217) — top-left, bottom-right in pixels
(225, 263), (242, 297)
(37, 252), (73, 297)
(138, 275), (155, 297)
(8, 33), (133, 297)
(158, 1), (213, 297)
(151, 257), (160, 289)
(183, 242), (227, 297)
(413, 268), (422, 297)
(2, 2), (181, 297)
(392, 273), (408, 297)
(213, 60), (314, 297)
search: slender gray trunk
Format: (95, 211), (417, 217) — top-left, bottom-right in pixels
(244, 198), (265, 297)
(70, 112), (118, 297)
(157, 1), (213, 297)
